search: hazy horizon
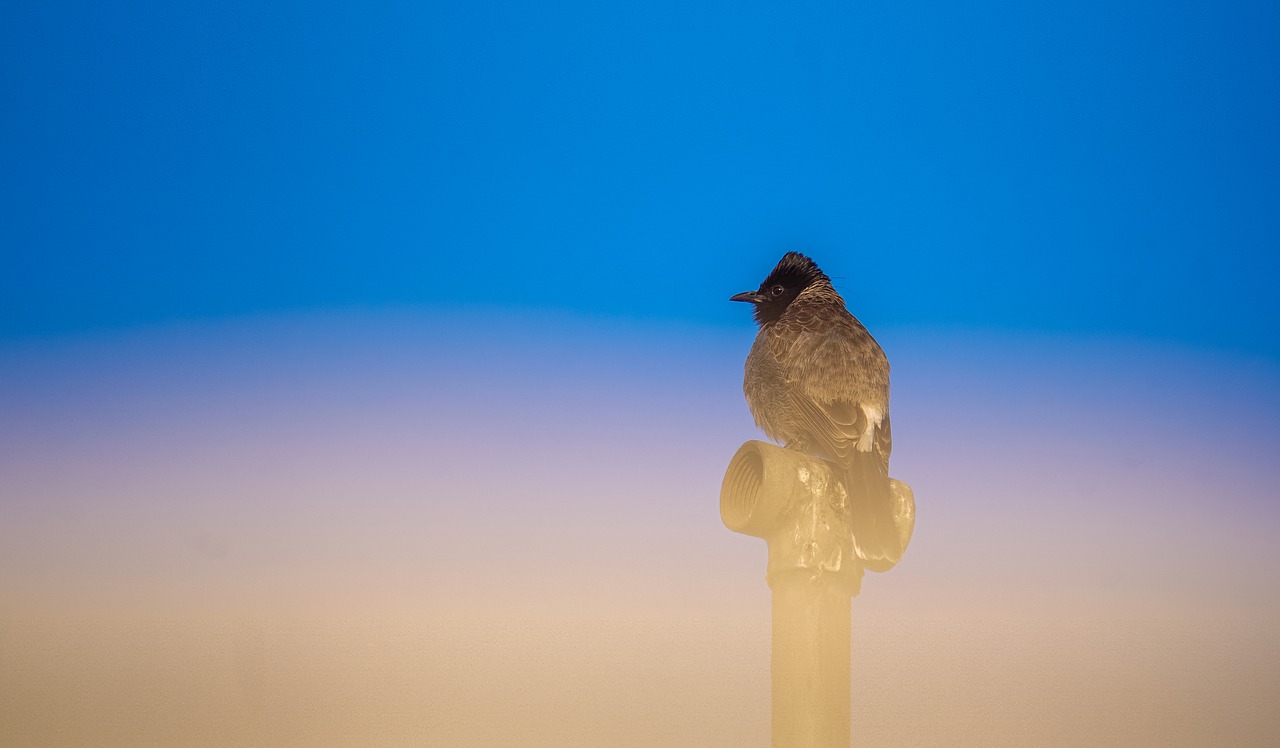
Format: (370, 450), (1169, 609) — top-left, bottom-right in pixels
(3, 308), (1277, 745)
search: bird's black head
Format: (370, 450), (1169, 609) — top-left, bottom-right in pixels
(730, 252), (829, 325)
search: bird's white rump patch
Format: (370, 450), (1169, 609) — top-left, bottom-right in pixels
(857, 405), (883, 452)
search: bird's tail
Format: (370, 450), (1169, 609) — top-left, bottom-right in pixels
(840, 451), (909, 573)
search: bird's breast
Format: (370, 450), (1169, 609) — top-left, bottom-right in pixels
(742, 332), (799, 444)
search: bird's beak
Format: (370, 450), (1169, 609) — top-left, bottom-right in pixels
(730, 291), (762, 303)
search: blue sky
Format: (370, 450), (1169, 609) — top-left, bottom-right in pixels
(3, 0), (1278, 356)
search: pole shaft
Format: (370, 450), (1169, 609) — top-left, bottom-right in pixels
(771, 577), (852, 748)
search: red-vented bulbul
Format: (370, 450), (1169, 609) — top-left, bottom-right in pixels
(731, 251), (902, 570)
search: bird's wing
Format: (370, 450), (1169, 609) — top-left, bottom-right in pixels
(786, 393), (892, 477)
(768, 324), (901, 568)
(786, 392), (865, 464)
(768, 325), (887, 466)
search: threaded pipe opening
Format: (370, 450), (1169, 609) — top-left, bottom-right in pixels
(722, 446), (764, 531)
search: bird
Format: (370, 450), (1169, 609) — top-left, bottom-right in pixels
(731, 251), (903, 570)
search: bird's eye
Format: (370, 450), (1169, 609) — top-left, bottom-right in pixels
(770, 285), (785, 297)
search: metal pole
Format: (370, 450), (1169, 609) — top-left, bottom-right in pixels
(770, 573), (853, 747)
(721, 440), (913, 748)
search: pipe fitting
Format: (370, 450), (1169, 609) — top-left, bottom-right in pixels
(721, 440), (862, 594)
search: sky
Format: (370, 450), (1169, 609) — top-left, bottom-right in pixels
(2, 2), (1280, 746)
(2, 0), (1278, 354)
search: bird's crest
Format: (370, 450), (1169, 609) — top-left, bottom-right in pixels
(763, 252), (829, 290)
